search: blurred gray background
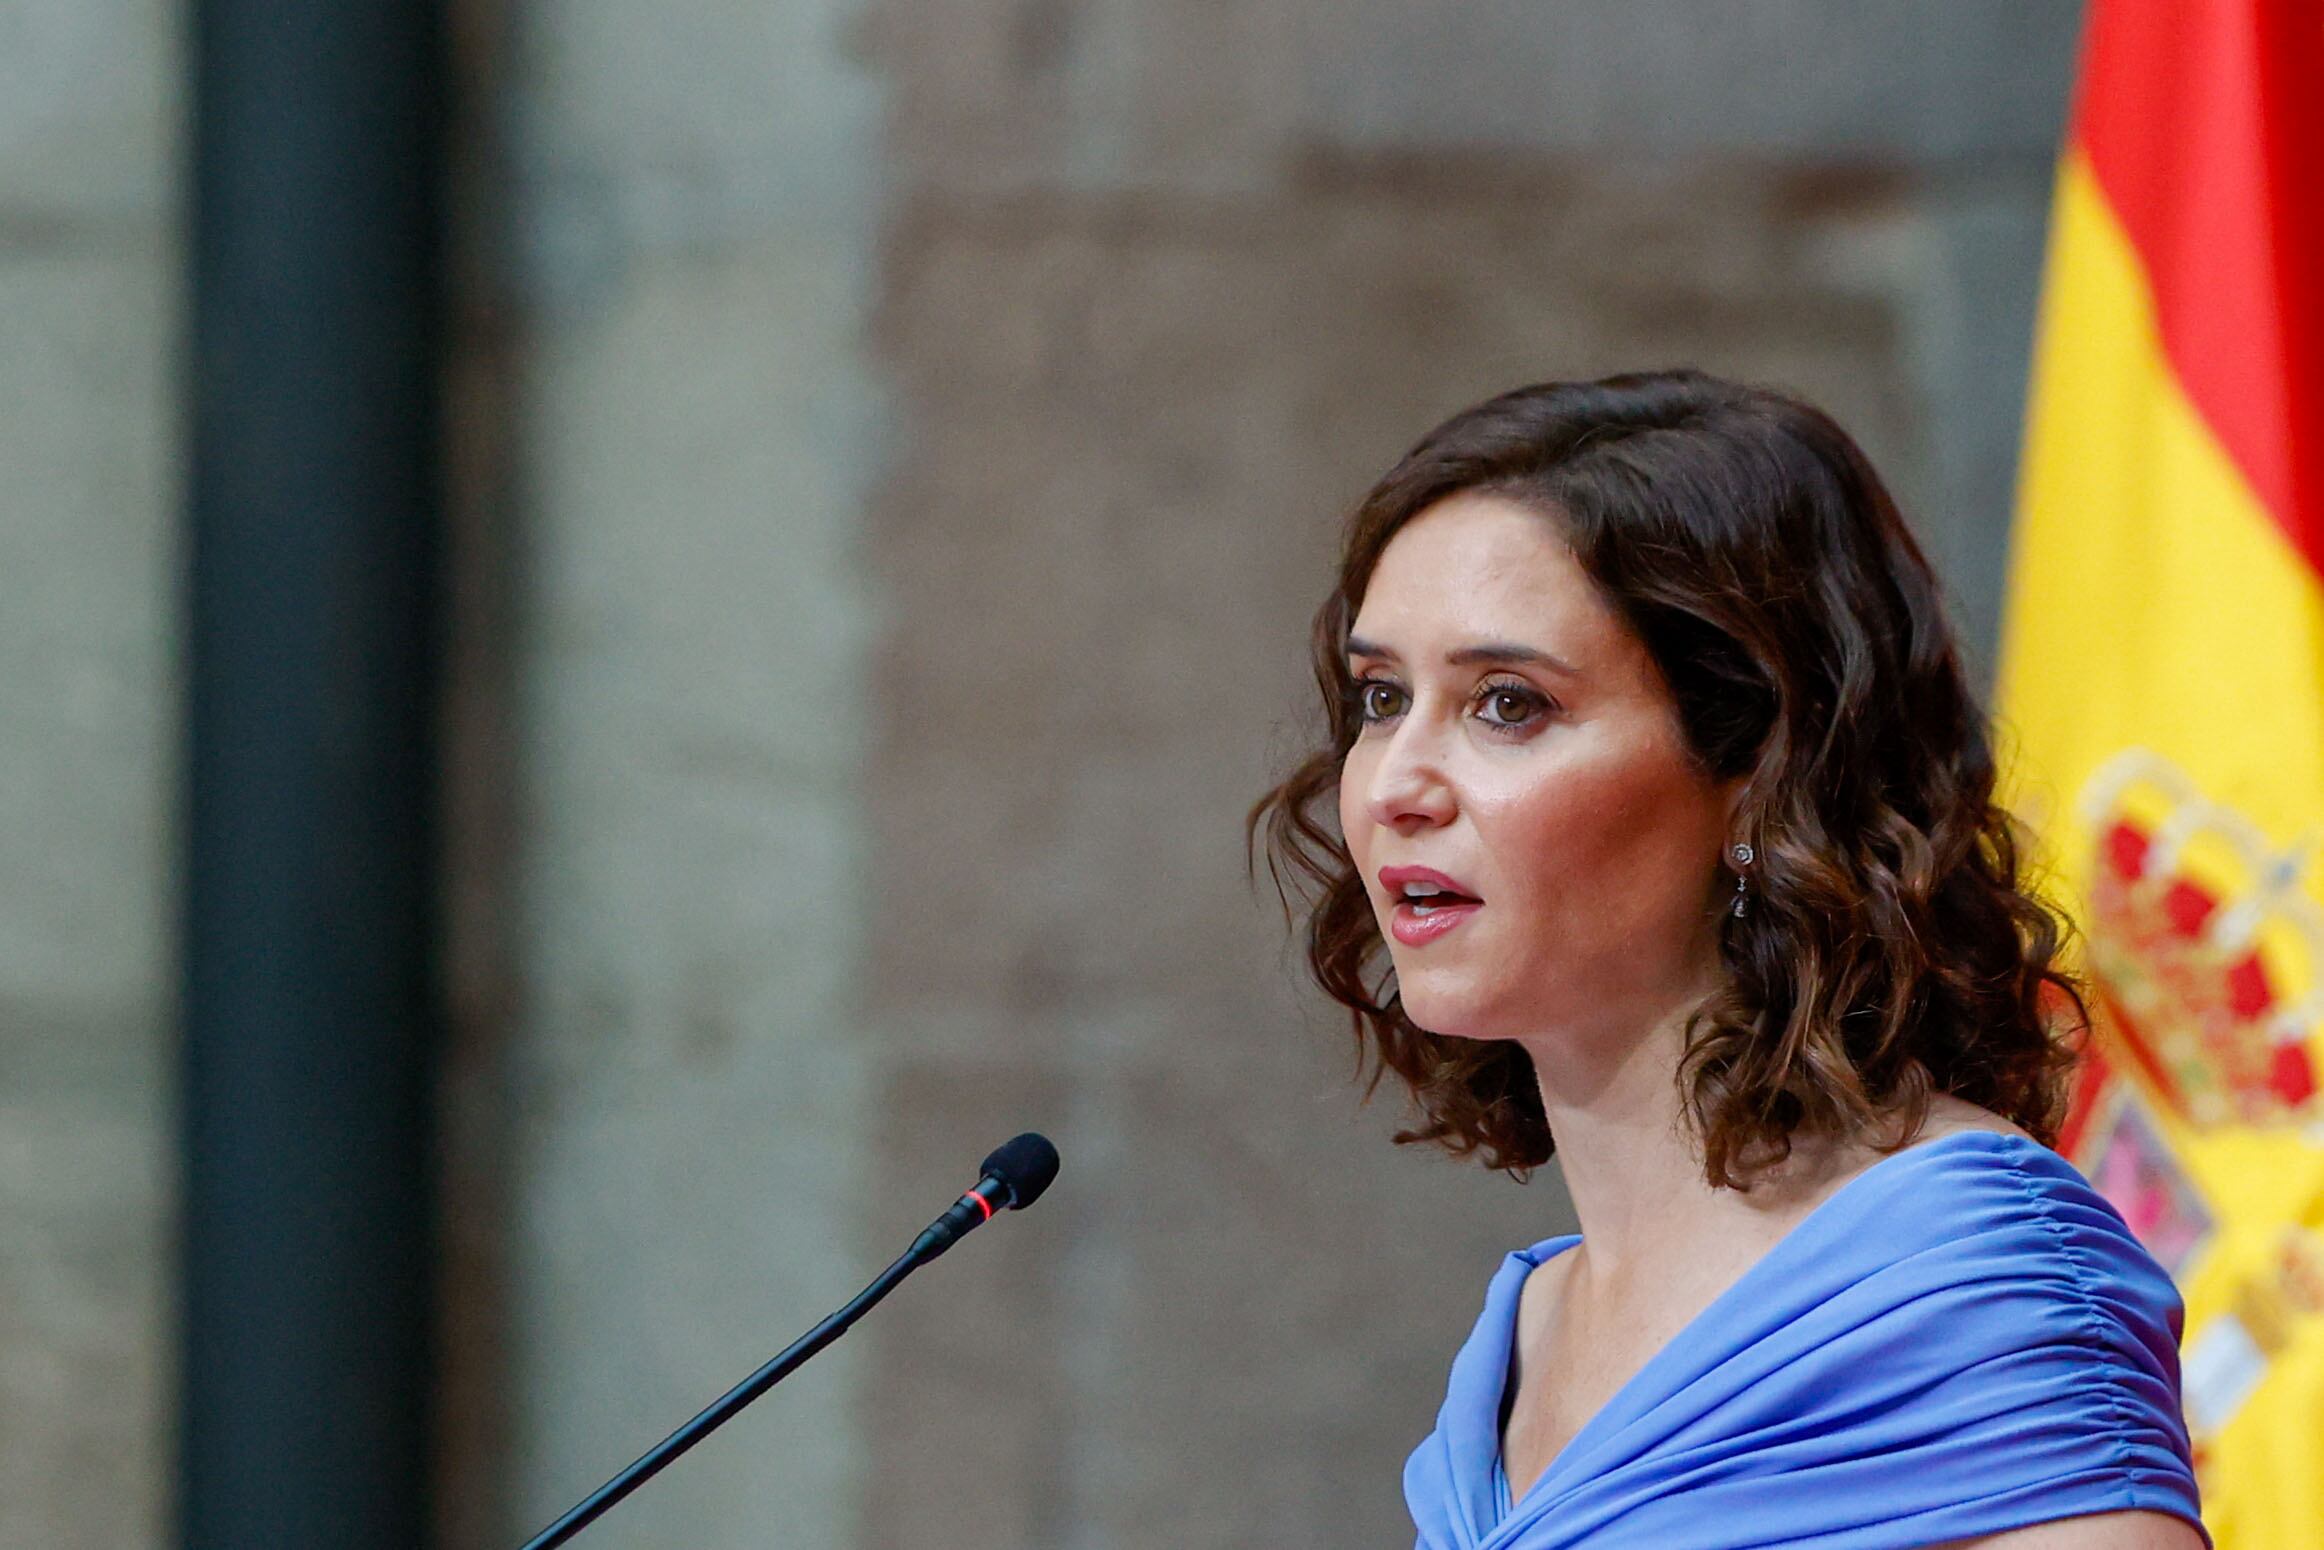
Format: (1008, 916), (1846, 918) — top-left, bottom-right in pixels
(3, 0), (2083, 1544)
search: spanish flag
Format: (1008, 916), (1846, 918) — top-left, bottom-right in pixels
(1996, 2), (2324, 1544)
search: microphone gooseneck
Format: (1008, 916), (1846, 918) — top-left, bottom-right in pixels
(517, 1133), (1059, 1550)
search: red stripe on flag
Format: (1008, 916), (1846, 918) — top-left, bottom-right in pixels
(2071, 0), (2324, 573)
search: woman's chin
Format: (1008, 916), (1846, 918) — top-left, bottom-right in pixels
(1393, 980), (1515, 1045)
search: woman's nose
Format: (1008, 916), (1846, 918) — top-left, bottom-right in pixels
(1364, 722), (1457, 832)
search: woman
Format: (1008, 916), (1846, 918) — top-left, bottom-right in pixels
(1249, 371), (2207, 1549)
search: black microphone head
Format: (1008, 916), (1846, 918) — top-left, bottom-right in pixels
(980, 1132), (1060, 1210)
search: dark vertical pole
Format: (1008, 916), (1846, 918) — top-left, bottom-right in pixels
(180, 3), (447, 1546)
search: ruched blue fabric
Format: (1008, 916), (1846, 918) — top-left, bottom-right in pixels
(1404, 1131), (2207, 1549)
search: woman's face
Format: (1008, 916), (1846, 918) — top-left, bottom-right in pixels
(1337, 491), (1741, 1051)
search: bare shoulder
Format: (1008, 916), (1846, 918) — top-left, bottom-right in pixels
(1763, 1094), (2034, 1221)
(1511, 1233), (1577, 1345)
(1931, 1508), (2208, 1548)
(1909, 1092), (2036, 1146)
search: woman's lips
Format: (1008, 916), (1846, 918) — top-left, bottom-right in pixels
(1389, 897), (1482, 946)
(1376, 865), (1484, 947)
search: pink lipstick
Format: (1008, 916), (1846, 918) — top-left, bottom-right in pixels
(1378, 865), (1483, 947)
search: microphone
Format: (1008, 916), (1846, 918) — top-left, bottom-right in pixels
(518, 1133), (1060, 1549)
(909, 1131), (1061, 1263)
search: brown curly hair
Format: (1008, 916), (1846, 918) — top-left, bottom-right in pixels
(1248, 369), (2085, 1188)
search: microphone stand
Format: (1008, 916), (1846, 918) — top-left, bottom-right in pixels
(515, 1131), (1060, 1550)
(517, 1247), (919, 1550)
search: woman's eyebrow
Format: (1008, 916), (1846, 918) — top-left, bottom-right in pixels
(1345, 635), (1575, 675)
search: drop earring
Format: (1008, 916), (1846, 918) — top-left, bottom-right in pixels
(1729, 842), (1754, 917)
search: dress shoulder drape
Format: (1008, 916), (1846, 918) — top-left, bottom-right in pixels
(1403, 1130), (2206, 1549)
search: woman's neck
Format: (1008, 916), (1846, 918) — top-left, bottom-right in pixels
(1519, 999), (1853, 1283)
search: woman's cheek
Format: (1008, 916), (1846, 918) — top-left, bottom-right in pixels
(1334, 772), (1360, 856)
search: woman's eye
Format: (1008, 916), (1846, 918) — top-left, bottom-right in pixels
(1477, 683), (1546, 729)
(1356, 680), (1406, 721)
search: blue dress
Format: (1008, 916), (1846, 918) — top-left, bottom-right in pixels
(1404, 1130), (2207, 1548)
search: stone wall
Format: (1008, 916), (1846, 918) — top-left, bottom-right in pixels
(0, 1), (182, 1545)
(471, 0), (890, 1544)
